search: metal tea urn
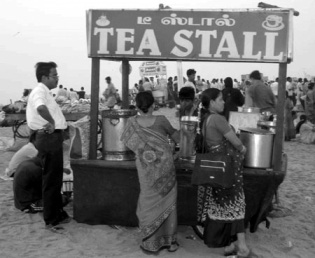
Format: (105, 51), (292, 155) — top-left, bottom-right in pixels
(101, 109), (137, 161)
(239, 127), (275, 168)
(179, 116), (199, 161)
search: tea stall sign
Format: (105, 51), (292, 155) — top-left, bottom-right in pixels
(86, 9), (293, 63)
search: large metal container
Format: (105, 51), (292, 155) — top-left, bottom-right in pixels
(242, 107), (260, 113)
(179, 116), (199, 161)
(239, 127), (275, 168)
(101, 109), (137, 161)
(257, 120), (277, 133)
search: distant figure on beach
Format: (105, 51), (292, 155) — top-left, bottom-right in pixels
(56, 85), (67, 98)
(284, 91), (296, 141)
(296, 114), (315, 144)
(305, 82), (315, 123)
(77, 87), (86, 99)
(102, 76), (117, 108)
(69, 88), (78, 102)
(63, 88), (70, 99)
(248, 70), (276, 113)
(222, 77), (244, 121)
(20, 89), (32, 103)
(184, 69), (197, 93)
(142, 77), (154, 92)
(27, 61), (70, 232)
(121, 92), (180, 254)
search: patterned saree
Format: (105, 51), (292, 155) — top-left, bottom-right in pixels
(197, 140), (246, 247)
(121, 117), (177, 252)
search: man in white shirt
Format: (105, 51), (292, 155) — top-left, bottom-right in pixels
(27, 62), (69, 232)
(286, 77), (296, 105)
(270, 78), (279, 98)
(69, 88), (79, 102)
(184, 69), (197, 93)
(56, 85), (67, 98)
(142, 77), (154, 92)
(195, 75), (204, 92)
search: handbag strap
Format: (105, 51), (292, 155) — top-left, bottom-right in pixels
(201, 114), (212, 153)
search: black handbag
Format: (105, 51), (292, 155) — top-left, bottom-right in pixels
(191, 115), (235, 189)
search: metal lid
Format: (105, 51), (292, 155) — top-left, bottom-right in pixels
(239, 127), (275, 134)
(101, 109), (137, 118)
(257, 121), (276, 127)
(181, 116), (199, 122)
(242, 107), (260, 113)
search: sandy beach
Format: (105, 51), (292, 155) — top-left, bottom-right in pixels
(1, 108), (315, 258)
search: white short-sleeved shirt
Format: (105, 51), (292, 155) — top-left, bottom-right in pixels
(270, 82), (278, 96)
(184, 81), (196, 93)
(26, 83), (67, 130)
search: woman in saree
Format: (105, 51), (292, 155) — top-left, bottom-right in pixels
(121, 91), (180, 254)
(198, 88), (251, 257)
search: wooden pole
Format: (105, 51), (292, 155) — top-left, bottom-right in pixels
(121, 60), (130, 109)
(88, 58), (100, 160)
(273, 63), (287, 171)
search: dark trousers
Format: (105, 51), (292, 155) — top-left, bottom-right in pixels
(32, 131), (64, 225)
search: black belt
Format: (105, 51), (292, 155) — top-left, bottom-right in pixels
(34, 129), (64, 134)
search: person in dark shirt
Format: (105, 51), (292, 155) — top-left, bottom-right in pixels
(248, 70), (276, 113)
(77, 87), (86, 99)
(178, 87), (199, 118)
(222, 77), (245, 121)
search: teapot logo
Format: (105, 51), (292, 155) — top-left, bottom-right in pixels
(262, 15), (284, 31)
(96, 14), (110, 27)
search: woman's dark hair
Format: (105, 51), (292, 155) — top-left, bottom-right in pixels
(179, 87), (195, 100)
(224, 77), (233, 89)
(296, 115), (307, 134)
(199, 88), (221, 130)
(35, 62), (57, 82)
(249, 70), (261, 80)
(201, 88), (221, 110)
(135, 91), (154, 113)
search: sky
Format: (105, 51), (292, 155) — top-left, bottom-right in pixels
(1, 0), (315, 105)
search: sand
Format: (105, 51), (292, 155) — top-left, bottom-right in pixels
(1, 108), (315, 258)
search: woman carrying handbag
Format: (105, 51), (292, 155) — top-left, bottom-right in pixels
(197, 88), (252, 257)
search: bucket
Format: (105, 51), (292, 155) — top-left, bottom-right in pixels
(179, 116), (199, 161)
(101, 109), (137, 161)
(239, 127), (275, 168)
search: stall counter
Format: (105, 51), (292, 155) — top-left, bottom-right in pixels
(71, 156), (286, 233)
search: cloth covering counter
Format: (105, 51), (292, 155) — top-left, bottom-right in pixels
(71, 156), (287, 233)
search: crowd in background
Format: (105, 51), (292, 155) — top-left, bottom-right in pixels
(130, 70), (315, 143)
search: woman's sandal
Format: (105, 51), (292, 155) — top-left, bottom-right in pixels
(224, 243), (237, 257)
(168, 241), (179, 252)
(139, 245), (159, 256)
(224, 251), (237, 257)
(237, 249), (259, 258)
